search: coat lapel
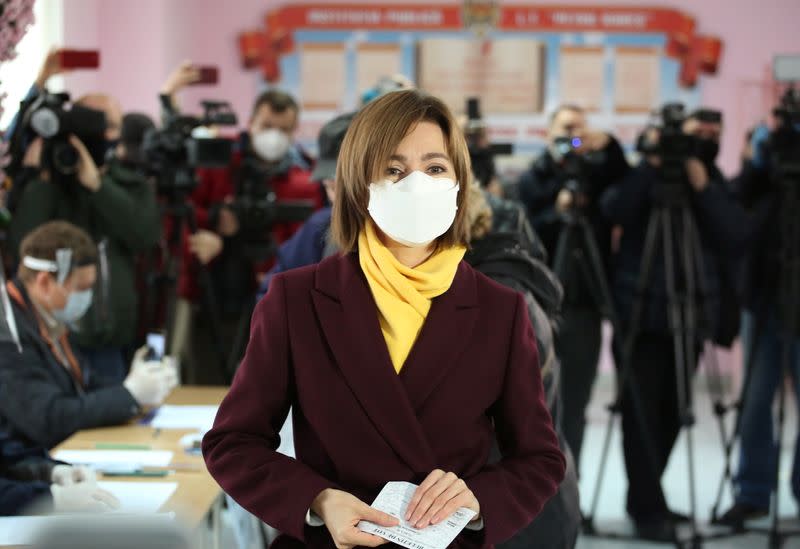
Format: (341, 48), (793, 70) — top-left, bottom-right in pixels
(399, 262), (480, 411)
(311, 254), (437, 474)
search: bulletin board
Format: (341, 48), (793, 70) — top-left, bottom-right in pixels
(240, 4), (723, 156)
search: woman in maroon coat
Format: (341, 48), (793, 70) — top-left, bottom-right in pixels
(202, 90), (566, 549)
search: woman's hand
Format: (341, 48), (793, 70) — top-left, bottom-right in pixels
(311, 488), (399, 549)
(405, 470), (481, 529)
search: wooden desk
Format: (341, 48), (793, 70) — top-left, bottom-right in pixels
(54, 387), (228, 533)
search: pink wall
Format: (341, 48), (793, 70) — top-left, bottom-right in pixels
(62, 0), (800, 175)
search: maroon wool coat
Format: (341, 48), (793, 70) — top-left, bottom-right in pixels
(202, 252), (566, 548)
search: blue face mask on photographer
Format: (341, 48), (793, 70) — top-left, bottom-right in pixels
(53, 288), (94, 325)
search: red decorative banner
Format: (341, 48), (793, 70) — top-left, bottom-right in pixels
(238, 3), (722, 88)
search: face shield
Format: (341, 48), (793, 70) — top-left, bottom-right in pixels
(75, 239), (111, 334)
(21, 243), (108, 331)
(0, 252), (21, 352)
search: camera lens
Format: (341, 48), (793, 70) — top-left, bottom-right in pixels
(52, 142), (79, 175)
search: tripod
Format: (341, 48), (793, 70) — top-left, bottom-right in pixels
(159, 194), (231, 384)
(710, 175), (800, 549)
(581, 178), (734, 549)
(553, 197), (676, 544)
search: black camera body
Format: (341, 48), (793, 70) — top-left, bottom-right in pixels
(551, 135), (601, 205)
(232, 155), (314, 263)
(464, 98), (512, 188)
(769, 88), (800, 180)
(637, 103), (723, 188)
(142, 101), (237, 196)
(25, 92), (108, 181)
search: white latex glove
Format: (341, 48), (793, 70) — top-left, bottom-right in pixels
(123, 347), (179, 407)
(51, 482), (120, 512)
(51, 465), (96, 486)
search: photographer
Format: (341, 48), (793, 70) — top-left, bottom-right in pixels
(0, 222), (176, 449)
(169, 82), (322, 384)
(8, 92), (160, 387)
(517, 104), (629, 469)
(716, 113), (800, 527)
(600, 108), (749, 541)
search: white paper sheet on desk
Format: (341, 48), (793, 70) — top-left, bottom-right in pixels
(52, 449), (174, 468)
(357, 481), (477, 549)
(0, 513), (176, 546)
(150, 405), (219, 431)
(99, 481), (177, 513)
(0, 516), (48, 545)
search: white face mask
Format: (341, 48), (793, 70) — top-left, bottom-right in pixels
(252, 128), (291, 162)
(368, 171), (459, 248)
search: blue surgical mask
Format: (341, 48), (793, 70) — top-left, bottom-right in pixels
(53, 289), (93, 325)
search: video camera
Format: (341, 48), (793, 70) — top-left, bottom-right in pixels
(637, 103), (722, 184)
(142, 101), (237, 196)
(768, 87), (800, 179)
(232, 156), (315, 263)
(10, 91), (107, 183)
(464, 98), (512, 188)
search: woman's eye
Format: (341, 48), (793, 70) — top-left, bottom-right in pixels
(428, 165), (447, 175)
(386, 167), (404, 177)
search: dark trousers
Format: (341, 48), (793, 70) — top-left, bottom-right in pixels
(621, 332), (697, 522)
(557, 305), (603, 470)
(185, 306), (243, 386)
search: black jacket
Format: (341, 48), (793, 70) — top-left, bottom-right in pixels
(0, 280), (140, 449)
(0, 428), (57, 515)
(730, 160), (786, 312)
(600, 162), (750, 339)
(518, 136), (630, 307)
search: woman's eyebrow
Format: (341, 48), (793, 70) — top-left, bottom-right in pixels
(388, 152), (450, 162)
(422, 152), (450, 161)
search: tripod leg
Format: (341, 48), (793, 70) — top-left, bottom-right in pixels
(568, 228), (622, 531)
(676, 208), (701, 540)
(583, 210), (666, 530)
(684, 212), (757, 521)
(184, 205), (232, 384)
(553, 222), (574, 282)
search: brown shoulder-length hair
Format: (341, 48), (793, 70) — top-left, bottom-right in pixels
(331, 89), (472, 252)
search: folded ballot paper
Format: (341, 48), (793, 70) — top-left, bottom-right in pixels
(357, 482), (477, 549)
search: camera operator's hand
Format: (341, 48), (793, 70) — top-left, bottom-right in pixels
(161, 60), (201, 97)
(217, 204), (240, 237)
(68, 135), (101, 192)
(556, 189), (573, 213)
(189, 230), (223, 265)
(686, 158), (710, 192)
(580, 131), (610, 153)
(35, 48), (70, 89)
(23, 137), (44, 168)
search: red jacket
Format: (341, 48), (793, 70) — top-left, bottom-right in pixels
(202, 253), (566, 548)
(177, 149), (322, 301)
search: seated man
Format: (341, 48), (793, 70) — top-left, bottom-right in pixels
(0, 221), (177, 449)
